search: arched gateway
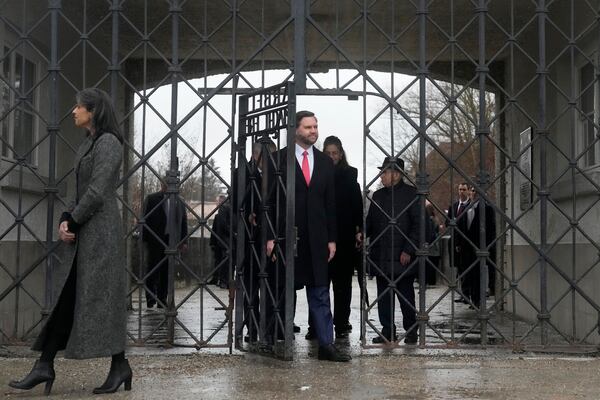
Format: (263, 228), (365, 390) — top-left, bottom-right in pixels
(1, 0), (600, 359)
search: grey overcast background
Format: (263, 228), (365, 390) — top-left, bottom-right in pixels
(134, 69), (416, 193)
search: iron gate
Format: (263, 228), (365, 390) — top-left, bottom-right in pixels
(1, 0), (600, 354)
(235, 81), (296, 360)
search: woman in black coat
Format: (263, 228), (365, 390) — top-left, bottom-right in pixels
(8, 88), (131, 395)
(322, 136), (363, 337)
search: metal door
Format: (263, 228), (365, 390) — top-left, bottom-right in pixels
(235, 81), (297, 360)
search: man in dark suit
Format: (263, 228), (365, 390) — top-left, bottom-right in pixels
(266, 110), (350, 362)
(209, 194), (230, 289)
(142, 179), (188, 308)
(459, 185), (496, 308)
(446, 182), (471, 303)
(359, 156), (420, 344)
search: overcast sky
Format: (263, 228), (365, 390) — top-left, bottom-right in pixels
(133, 69), (417, 196)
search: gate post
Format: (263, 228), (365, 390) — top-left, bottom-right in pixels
(166, 0), (182, 345)
(417, 0), (429, 346)
(293, 0), (306, 93)
(536, 0), (550, 347)
(283, 81), (296, 360)
(44, 0), (61, 322)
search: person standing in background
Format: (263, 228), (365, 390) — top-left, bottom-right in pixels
(210, 194), (230, 289)
(358, 156), (420, 344)
(446, 182), (471, 303)
(459, 186), (496, 308)
(141, 177), (188, 308)
(320, 135), (363, 339)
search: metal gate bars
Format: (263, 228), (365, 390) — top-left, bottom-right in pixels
(235, 81), (296, 360)
(1, 1), (600, 354)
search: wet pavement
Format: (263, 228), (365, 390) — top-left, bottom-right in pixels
(2, 350), (600, 399)
(2, 279), (599, 398)
(125, 279), (589, 351)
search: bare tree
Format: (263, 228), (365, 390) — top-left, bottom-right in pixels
(129, 146), (225, 220)
(372, 79), (497, 208)
(382, 81), (495, 168)
(179, 157), (223, 202)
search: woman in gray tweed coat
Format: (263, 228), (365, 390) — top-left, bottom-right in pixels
(9, 88), (131, 396)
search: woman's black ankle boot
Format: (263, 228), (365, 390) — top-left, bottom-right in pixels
(92, 358), (132, 394)
(8, 360), (55, 396)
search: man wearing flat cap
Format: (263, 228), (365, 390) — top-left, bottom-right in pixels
(358, 156), (420, 344)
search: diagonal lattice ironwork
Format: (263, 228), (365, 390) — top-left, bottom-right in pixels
(2, 0), (600, 357)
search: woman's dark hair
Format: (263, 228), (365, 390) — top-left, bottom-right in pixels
(323, 135), (349, 168)
(76, 88), (123, 143)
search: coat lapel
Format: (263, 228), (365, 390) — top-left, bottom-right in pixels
(311, 150), (322, 188)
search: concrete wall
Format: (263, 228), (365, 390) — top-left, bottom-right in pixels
(0, 241), (48, 343)
(503, 4), (600, 343)
(507, 244), (600, 344)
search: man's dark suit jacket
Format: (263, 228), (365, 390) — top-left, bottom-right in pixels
(447, 199), (470, 271)
(457, 200), (496, 272)
(142, 191), (188, 247)
(269, 146), (337, 287)
(365, 180), (420, 278)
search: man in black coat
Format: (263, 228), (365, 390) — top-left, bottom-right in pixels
(142, 180), (188, 308)
(266, 110), (350, 362)
(446, 182), (471, 302)
(360, 156), (420, 344)
(209, 194), (230, 289)
(458, 185), (496, 308)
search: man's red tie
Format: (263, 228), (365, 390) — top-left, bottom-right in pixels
(302, 150), (311, 186)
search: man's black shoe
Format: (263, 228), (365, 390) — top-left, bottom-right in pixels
(293, 324), (301, 333)
(372, 333), (396, 344)
(244, 333), (258, 343)
(404, 334), (418, 344)
(336, 322), (352, 333)
(335, 330), (349, 339)
(305, 329), (317, 341)
(318, 344), (351, 362)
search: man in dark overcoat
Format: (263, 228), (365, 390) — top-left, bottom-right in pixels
(266, 110), (350, 362)
(210, 194), (230, 289)
(446, 182), (471, 302)
(362, 156), (420, 344)
(457, 186), (496, 308)
(141, 179), (188, 308)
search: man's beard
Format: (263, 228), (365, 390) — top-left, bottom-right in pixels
(296, 134), (316, 147)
